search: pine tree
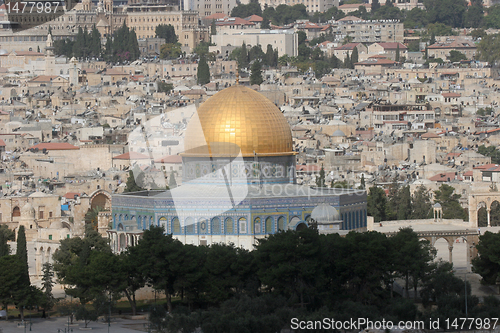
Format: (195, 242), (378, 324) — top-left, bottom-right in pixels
(372, 0), (380, 12)
(41, 262), (55, 316)
(197, 55), (210, 85)
(250, 60), (263, 85)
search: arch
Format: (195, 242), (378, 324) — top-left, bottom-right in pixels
(117, 223), (124, 231)
(46, 247), (51, 263)
(12, 206), (20, 217)
(265, 216), (273, 233)
(211, 217), (221, 234)
(277, 216), (286, 231)
(119, 233), (126, 251)
(137, 216), (142, 229)
(478, 206), (487, 227)
(199, 219), (207, 234)
(159, 216), (168, 230)
(491, 201), (500, 226)
(296, 222), (308, 231)
(171, 217), (180, 234)
(224, 217), (233, 234)
(185, 217), (195, 234)
(253, 217), (261, 233)
(90, 190), (112, 210)
(238, 217), (247, 233)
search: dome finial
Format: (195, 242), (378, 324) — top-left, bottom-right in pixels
(236, 70), (239, 85)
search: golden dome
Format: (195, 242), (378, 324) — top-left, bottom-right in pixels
(183, 85), (294, 157)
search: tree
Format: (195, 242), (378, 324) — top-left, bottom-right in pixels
(0, 255), (24, 319)
(231, 2), (262, 18)
(395, 43), (400, 62)
(411, 185), (432, 219)
(472, 231), (500, 284)
(117, 250), (145, 316)
(351, 46), (359, 65)
(124, 170), (145, 192)
(197, 55), (210, 85)
(371, 0), (381, 12)
(160, 43), (182, 59)
(238, 42), (249, 69)
(448, 50), (467, 62)
(344, 52), (351, 69)
(477, 33), (500, 65)
(391, 228), (436, 299)
(250, 60), (264, 85)
(155, 24), (178, 44)
(265, 44), (276, 67)
(433, 184), (468, 220)
(168, 171), (177, 189)
(359, 174), (365, 190)
(464, 0), (484, 28)
(89, 25), (102, 58)
(0, 225), (14, 258)
(367, 186), (389, 222)
(41, 262), (56, 317)
(13, 226), (32, 321)
(315, 165), (326, 187)
(423, 0), (467, 28)
(478, 145), (500, 164)
(211, 20), (217, 36)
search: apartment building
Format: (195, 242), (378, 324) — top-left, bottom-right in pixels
(359, 104), (435, 132)
(331, 17), (404, 43)
(257, 0), (338, 13)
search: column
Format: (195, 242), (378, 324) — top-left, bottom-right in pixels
(448, 244), (453, 263)
(487, 208), (491, 227)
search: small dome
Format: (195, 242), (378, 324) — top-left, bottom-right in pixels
(21, 202), (35, 219)
(332, 129), (346, 137)
(433, 203), (442, 208)
(49, 221), (65, 229)
(311, 204), (340, 222)
(0, 49), (8, 55)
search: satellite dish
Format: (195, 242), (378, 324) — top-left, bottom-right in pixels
(34, 148), (39, 153)
(42, 148), (47, 153)
(30, 148), (35, 153)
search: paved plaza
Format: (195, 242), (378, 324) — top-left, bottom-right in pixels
(0, 316), (150, 333)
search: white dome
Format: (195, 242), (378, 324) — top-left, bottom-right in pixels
(311, 204), (340, 222)
(332, 129), (346, 137)
(21, 202), (35, 220)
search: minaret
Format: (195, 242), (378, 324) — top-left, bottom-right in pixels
(45, 33), (56, 75)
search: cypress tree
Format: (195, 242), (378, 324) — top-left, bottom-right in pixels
(17, 226), (29, 285)
(345, 53), (351, 69)
(250, 60), (263, 85)
(239, 42), (249, 69)
(74, 27), (85, 58)
(0, 231), (9, 257)
(128, 29), (140, 61)
(197, 55), (210, 85)
(351, 46), (359, 65)
(395, 43), (400, 62)
(211, 20), (217, 35)
(265, 44), (274, 67)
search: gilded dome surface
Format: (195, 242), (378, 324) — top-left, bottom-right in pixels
(183, 85), (294, 157)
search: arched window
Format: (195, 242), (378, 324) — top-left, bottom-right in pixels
(211, 217), (220, 234)
(278, 216), (285, 231)
(239, 218), (247, 233)
(224, 217), (233, 234)
(171, 217), (180, 233)
(137, 216), (142, 229)
(159, 216), (167, 230)
(12, 206), (20, 217)
(265, 217), (273, 233)
(185, 217), (194, 234)
(253, 217), (261, 233)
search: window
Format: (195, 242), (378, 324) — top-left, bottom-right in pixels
(239, 218), (246, 233)
(211, 217), (220, 234)
(265, 217), (273, 233)
(39, 211), (44, 219)
(12, 206), (20, 217)
(49, 235), (52, 240)
(224, 218), (233, 234)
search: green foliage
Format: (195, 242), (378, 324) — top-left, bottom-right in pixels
(470, 28), (487, 39)
(265, 44), (278, 67)
(421, 260), (469, 306)
(367, 185), (389, 222)
(407, 40), (420, 52)
(478, 145), (500, 163)
(210, 20), (217, 35)
(85, 207), (102, 231)
(0, 255), (23, 315)
(423, 0), (467, 28)
(264, 4), (308, 26)
(315, 165), (326, 187)
(155, 24), (178, 44)
(238, 42), (249, 69)
(404, 7), (428, 28)
(331, 180), (349, 189)
(107, 22), (140, 62)
(395, 43), (400, 62)
(473, 232), (500, 285)
(484, 5), (500, 28)
(63, 26), (102, 59)
(477, 107), (494, 116)
(157, 81), (174, 93)
(477, 33), (500, 64)
(17, 226), (29, 286)
(197, 55), (211, 85)
(433, 184), (468, 220)
(351, 47), (359, 65)
(231, 2), (262, 18)
(124, 170), (145, 193)
(464, 1), (484, 28)
(0, 225), (14, 257)
(427, 22), (456, 36)
(193, 41), (210, 57)
(250, 60), (264, 85)
(160, 42), (182, 60)
(411, 185), (433, 219)
(309, 5), (345, 23)
(41, 262), (56, 312)
(448, 50), (467, 62)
